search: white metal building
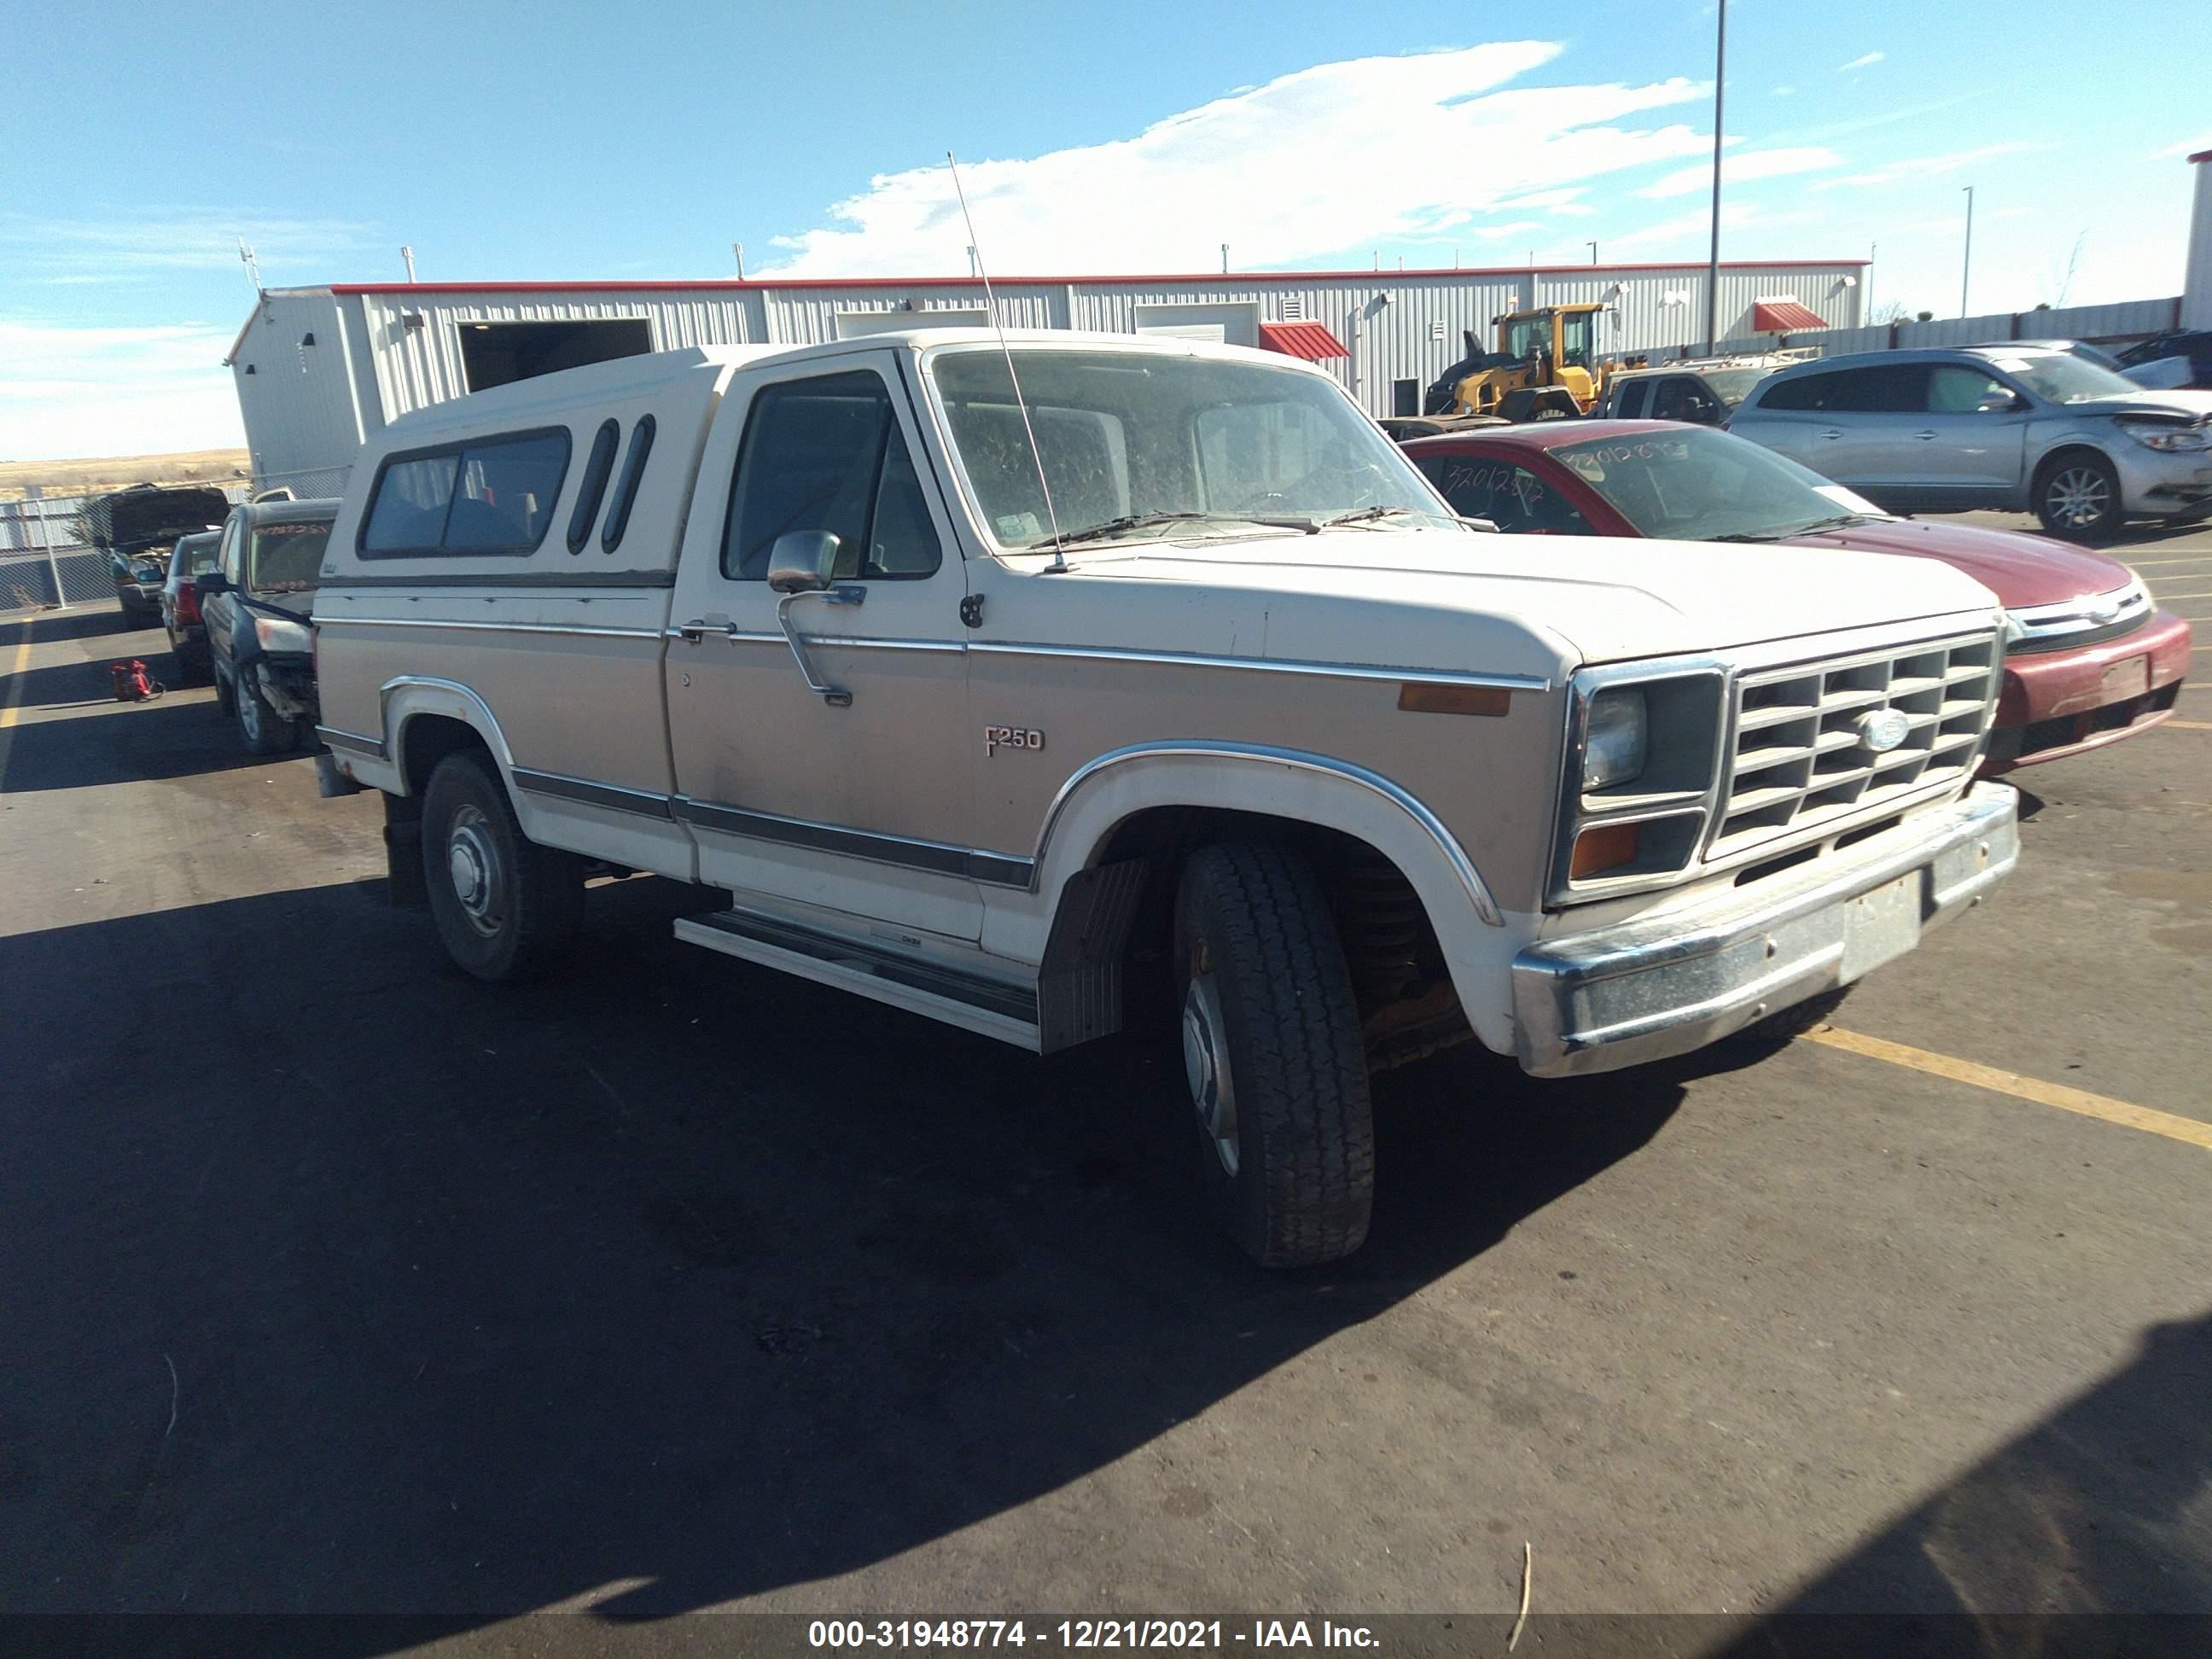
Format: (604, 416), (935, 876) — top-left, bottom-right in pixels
(225, 259), (1866, 491)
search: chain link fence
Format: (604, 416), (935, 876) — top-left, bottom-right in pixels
(0, 463), (350, 614)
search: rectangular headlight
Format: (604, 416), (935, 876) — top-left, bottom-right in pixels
(1582, 688), (1647, 790)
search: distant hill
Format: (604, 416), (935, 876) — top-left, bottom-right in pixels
(0, 450), (251, 504)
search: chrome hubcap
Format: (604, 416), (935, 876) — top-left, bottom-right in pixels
(1182, 970), (1239, 1177)
(2048, 468), (2110, 528)
(445, 807), (504, 936)
(238, 687), (263, 740)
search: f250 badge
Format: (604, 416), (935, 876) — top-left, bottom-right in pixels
(984, 725), (1045, 757)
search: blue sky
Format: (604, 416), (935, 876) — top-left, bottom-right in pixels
(3, 0), (2207, 459)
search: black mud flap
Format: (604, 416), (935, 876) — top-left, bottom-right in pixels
(315, 752), (364, 798)
(383, 792), (428, 908)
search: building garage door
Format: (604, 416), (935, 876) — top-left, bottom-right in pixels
(835, 309), (990, 339)
(1132, 304), (1259, 347)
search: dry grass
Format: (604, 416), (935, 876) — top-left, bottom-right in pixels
(0, 449), (250, 504)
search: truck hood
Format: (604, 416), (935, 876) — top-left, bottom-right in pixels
(1786, 516), (2133, 610)
(1070, 527), (2002, 667)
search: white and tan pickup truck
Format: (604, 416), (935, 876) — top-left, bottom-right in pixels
(310, 330), (2019, 1265)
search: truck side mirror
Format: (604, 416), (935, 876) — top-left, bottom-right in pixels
(766, 531), (842, 596)
(196, 571), (230, 597)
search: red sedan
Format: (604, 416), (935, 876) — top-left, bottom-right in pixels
(1402, 420), (2192, 773)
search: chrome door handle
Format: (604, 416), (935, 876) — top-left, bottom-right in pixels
(1817, 428), (1842, 441)
(1912, 429), (1937, 441)
(677, 618), (734, 642)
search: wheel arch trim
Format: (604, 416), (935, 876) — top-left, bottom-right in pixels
(1027, 741), (1503, 928)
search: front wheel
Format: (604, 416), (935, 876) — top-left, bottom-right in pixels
(235, 668), (302, 754)
(1173, 843), (1375, 1266)
(422, 752), (584, 981)
(2035, 453), (2123, 541)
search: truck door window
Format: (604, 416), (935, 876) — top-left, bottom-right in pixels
(218, 518), (244, 583)
(724, 371), (941, 581)
(1615, 381), (1649, 418)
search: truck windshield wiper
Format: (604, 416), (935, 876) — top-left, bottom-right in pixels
(1712, 514), (1875, 544)
(1323, 505), (1433, 527)
(1047, 510), (1319, 547)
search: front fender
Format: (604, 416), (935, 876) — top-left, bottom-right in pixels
(992, 742), (1528, 1055)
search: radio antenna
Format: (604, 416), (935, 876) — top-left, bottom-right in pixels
(946, 150), (1067, 572)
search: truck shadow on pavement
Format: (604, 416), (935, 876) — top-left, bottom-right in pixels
(1, 874), (1687, 1621)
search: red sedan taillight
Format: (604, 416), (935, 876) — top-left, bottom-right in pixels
(175, 583), (201, 624)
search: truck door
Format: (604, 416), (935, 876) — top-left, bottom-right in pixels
(666, 352), (981, 943)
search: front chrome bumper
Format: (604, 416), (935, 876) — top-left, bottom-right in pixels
(1512, 782), (2018, 1078)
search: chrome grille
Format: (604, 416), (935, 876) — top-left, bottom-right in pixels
(1708, 631), (1999, 863)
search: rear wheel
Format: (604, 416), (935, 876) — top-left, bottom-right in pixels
(1173, 842), (1375, 1266)
(2035, 452), (2122, 541)
(422, 752), (584, 981)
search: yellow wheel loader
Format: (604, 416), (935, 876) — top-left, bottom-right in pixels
(1423, 303), (1612, 422)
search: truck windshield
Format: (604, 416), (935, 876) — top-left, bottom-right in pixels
(929, 347), (1455, 550)
(249, 521), (333, 591)
(1551, 428), (1884, 542)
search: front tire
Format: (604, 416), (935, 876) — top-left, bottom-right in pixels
(235, 668), (301, 754)
(1173, 843), (1375, 1266)
(422, 752), (584, 981)
(2035, 452), (2123, 541)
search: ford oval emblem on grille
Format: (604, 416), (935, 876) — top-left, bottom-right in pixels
(1857, 707), (1912, 754)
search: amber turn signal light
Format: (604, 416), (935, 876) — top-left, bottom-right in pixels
(1569, 820), (1641, 880)
(1398, 683), (1511, 717)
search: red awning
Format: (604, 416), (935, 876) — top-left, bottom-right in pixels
(1752, 300), (1828, 333)
(1258, 320), (1350, 361)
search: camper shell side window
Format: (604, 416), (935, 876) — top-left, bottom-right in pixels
(358, 427), (573, 559)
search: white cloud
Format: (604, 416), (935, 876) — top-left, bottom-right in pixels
(1610, 201), (1765, 251)
(0, 208), (377, 281)
(2155, 133), (2212, 160)
(1816, 141), (2046, 189)
(0, 319), (244, 460)
(761, 44), (1714, 276)
(1837, 51), (1885, 72)
(1773, 85), (1797, 96)
(1637, 146), (1840, 198)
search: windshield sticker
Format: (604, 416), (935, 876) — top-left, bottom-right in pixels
(996, 512), (1043, 543)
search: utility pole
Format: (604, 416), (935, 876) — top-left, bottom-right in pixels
(401, 245), (417, 283)
(967, 245), (977, 278)
(1588, 242), (1598, 265)
(1959, 187), (1974, 317)
(1221, 243), (1229, 274)
(1703, 0), (1726, 354)
(25, 484), (66, 611)
(732, 242), (746, 279)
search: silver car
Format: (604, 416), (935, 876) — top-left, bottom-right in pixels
(1727, 345), (2212, 539)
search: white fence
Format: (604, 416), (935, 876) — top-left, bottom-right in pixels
(1654, 294), (2187, 364)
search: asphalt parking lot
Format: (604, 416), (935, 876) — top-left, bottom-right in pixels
(1, 514), (2207, 1642)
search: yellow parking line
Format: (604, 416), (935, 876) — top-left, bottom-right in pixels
(0, 621), (32, 731)
(2150, 590), (2212, 601)
(1804, 1027), (2212, 1150)
(2128, 555), (2212, 568)
(2165, 719), (2212, 731)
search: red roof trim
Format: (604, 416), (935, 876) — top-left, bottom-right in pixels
(326, 258), (1869, 298)
(1257, 320), (1349, 361)
(1752, 300), (1828, 332)
(2191, 148), (2212, 165)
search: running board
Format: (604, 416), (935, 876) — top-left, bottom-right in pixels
(673, 909), (1041, 1051)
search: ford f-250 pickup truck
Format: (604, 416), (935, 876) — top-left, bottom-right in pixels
(310, 331), (2020, 1266)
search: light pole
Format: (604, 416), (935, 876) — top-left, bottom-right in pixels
(1587, 241), (1598, 265)
(1959, 186), (1974, 317)
(1703, 0), (1726, 354)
